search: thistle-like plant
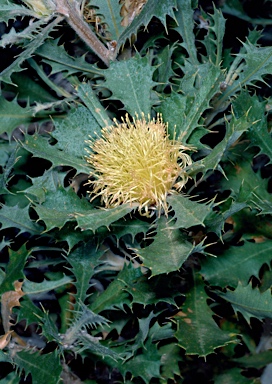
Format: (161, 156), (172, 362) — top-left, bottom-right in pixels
(85, 114), (193, 216)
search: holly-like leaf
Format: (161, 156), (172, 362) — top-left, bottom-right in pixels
(0, 2), (37, 23)
(159, 63), (222, 143)
(0, 96), (33, 137)
(0, 17), (60, 85)
(23, 169), (66, 204)
(77, 83), (112, 128)
(0, 204), (42, 235)
(214, 368), (258, 384)
(159, 344), (181, 382)
(67, 241), (106, 306)
(202, 6), (226, 67)
(90, 0), (124, 41)
(175, 274), (238, 356)
(173, 0), (198, 65)
(23, 275), (73, 295)
(51, 105), (100, 157)
(117, 0), (177, 48)
(33, 187), (91, 231)
(119, 339), (162, 384)
(36, 38), (100, 76)
(0, 246), (28, 295)
(19, 134), (90, 175)
(200, 240), (272, 288)
(100, 54), (157, 116)
(167, 194), (211, 229)
(220, 282), (272, 323)
(75, 204), (134, 233)
(13, 350), (62, 384)
(233, 92), (272, 162)
(137, 216), (194, 276)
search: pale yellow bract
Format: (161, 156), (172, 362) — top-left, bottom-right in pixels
(85, 114), (193, 216)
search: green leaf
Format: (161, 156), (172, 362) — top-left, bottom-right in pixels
(0, 96), (33, 137)
(202, 6), (226, 67)
(174, 0), (198, 65)
(0, 204), (42, 235)
(117, 0), (177, 48)
(23, 169), (66, 204)
(119, 339), (161, 384)
(67, 241), (105, 306)
(175, 274), (238, 356)
(159, 344), (181, 382)
(23, 275), (73, 295)
(51, 105), (101, 157)
(76, 83), (112, 127)
(159, 63), (222, 143)
(91, 265), (137, 312)
(0, 245), (28, 295)
(222, 151), (272, 214)
(214, 368), (258, 384)
(100, 54), (157, 116)
(13, 350), (62, 384)
(0, 17), (60, 85)
(90, 0), (124, 41)
(137, 216), (194, 276)
(0, 2), (37, 23)
(234, 350), (272, 369)
(201, 240), (272, 288)
(220, 282), (272, 323)
(233, 92), (272, 161)
(35, 38), (100, 76)
(15, 296), (44, 326)
(33, 187), (91, 231)
(19, 134), (90, 175)
(167, 194), (211, 229)
(0, 371), (20, 383)
(75, 204), (134, 233)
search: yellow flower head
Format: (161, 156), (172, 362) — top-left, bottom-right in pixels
(85, 114), (193, 216)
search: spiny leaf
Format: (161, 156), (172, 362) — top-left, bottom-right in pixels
(159, 63), (223, 143)
(76, 83), (112, 127)
(233, 92), (272, 162)
(220, 282), (272, 323)
(202, 6), (226, 67)
(167, 194), (211, 229)
(221, 151), (272, 214)
(51, 105), (101, 156)
(118, 339), (162, 384)
(0, 2), (37, 23)
(173, 0), (198, 65)
(0, 17), (60, 85)
(0, 96), (33, 138)
(23, 275), (73, 295)
(159, 344), (181, 382)
(35, 38), (100, 76)
(75, 204), (134, 233)
(90, 0), (124, 41)
(19, 134), (90, 175)
(200, 240), (272, 288)
(175, 274), (238, 356)
(13, 350), (62, 384)
(0, 204), (42, 235)
(67, 241), (106, 306)
(117, 0), (177, 48)
(100, 53), (157, 116)
(214, 367), (258, 384)
(137, 216), (194, 276)
(23, 169), (66, 204)
(33, 187), (91, 231)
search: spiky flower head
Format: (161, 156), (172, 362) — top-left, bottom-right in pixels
(85, 114), (193, 216)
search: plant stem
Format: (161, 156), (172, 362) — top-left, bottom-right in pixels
(55, 0), (116, 66)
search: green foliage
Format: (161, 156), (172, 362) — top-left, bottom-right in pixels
(0, 0), (272, 382)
